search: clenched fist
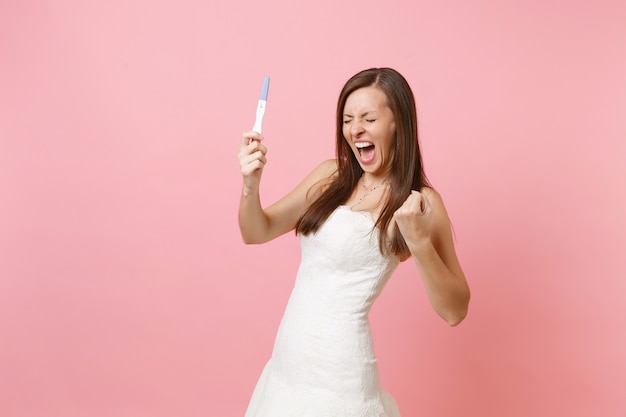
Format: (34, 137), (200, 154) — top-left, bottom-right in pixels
(394, 189), (433, 245)
(238, 131), (267, 195)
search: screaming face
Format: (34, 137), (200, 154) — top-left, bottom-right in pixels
(342, 86), (396, 178)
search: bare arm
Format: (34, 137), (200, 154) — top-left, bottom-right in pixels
(237, 131), (336, 244)
(394, 188), (470, 326)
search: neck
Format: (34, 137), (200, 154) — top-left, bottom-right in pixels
(361, 173), (390, 188)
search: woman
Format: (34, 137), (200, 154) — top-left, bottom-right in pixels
(238, 68), (470, 416)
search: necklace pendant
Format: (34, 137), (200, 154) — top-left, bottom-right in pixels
(351, 178), (390, 209)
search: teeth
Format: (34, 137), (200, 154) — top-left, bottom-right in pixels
(355, 142), (373, 149)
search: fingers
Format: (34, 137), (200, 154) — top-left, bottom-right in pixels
(398, 190), (428, 216)
(411, 190), (429, 215)
(394, 190), (429, 219)
(240, 152), (266, 173)
(240, 131), (266, 155)
(393, 190), (431, 242)
(241, 130), (264, 146)
(238, 131), (268, 176)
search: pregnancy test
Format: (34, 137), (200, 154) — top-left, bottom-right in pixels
(252, 76), (270, 134)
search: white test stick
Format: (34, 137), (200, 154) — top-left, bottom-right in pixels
(252, 76), (270, 134)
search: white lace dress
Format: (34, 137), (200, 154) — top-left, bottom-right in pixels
(244, 205), (402, 417)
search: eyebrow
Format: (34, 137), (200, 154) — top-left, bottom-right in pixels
(343, 111), (377, 118)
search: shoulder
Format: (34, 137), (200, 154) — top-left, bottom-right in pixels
(420, 185), (438, 198)
(263, 159), (337, 232)
(421, 186), (454, 243)
(315, 159), (338, 178)
(421, 186), (445, 210)
(303, 159), (338, 204)
(420, 187), (452, 231)
(298, 159), (337, 186)
(305, 159), (338, 189)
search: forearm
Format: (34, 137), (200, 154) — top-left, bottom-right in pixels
(238, 188), (271, 244)
(408, 239), (470, 326)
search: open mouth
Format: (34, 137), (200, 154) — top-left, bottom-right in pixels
(355, 141), (375, 163)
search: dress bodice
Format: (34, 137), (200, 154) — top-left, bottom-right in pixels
(294, 205), (400, 317)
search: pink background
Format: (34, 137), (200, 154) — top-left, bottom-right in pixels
(1, 1), (625, 416)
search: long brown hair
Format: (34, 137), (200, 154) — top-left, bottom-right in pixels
(296, 68), (430, 258)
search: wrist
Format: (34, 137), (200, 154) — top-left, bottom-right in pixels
(242, 186), (259, 198)
(405, 235), (434, 257)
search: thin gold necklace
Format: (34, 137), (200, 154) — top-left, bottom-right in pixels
(351, 177), (390, 209)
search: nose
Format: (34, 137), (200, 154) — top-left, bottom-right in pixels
(350, 119), (365, 137)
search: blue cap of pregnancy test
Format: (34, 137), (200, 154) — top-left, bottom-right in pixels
(260, 76), (270, 100)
